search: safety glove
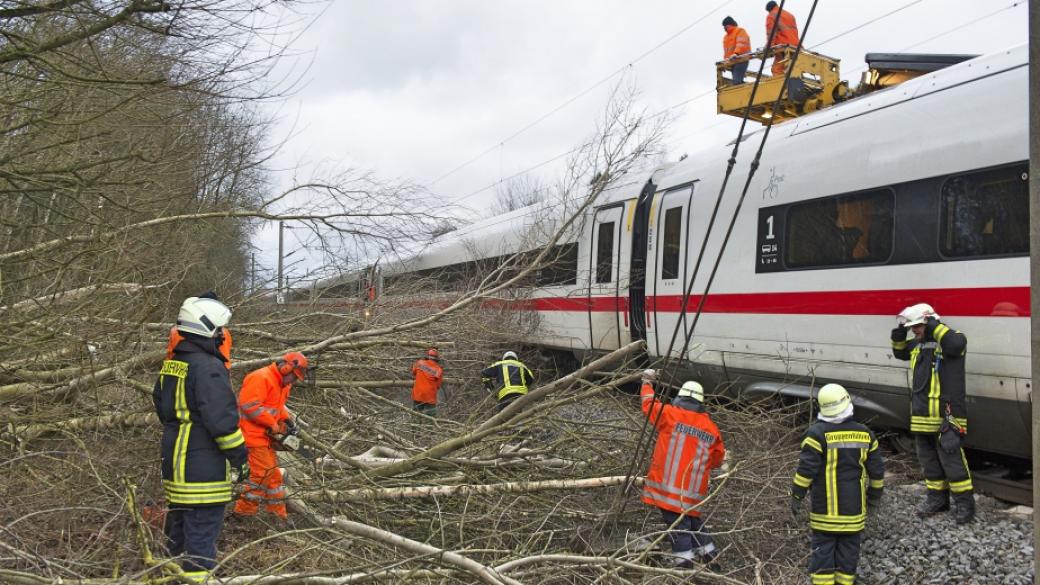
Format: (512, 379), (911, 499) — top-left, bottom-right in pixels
(890, 325), (908, 342)
(231, 461), (250, 484)
(284, 418), (299, 436)
(641, 369), (658, 384)
(939, 420), (963, 454)
(867, 492), (882, 511)
(790, 494), (805, 522)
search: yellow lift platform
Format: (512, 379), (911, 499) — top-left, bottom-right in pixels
(716, 46), (849, 124)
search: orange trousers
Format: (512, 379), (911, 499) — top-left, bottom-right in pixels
(233, 446), (286, 518)
(771, 50), (788, 77)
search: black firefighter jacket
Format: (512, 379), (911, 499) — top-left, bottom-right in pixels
(792, 419), (885, 533)
(154, 334), (247, 506)
(481, 359), (535, 401)
(891, 322), (968, 434)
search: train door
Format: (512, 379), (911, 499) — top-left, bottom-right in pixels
(587, 204), (625, 350)
(649, 184), (695, 359)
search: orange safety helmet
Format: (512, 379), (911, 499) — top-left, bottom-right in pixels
(426, 348), (440, 360)
(278, 351), (309, 380)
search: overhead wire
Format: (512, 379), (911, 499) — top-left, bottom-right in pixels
(429, 0), (737, 188)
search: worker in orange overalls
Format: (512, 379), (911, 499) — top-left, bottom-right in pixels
(166, 292), (232, 369)
(721, 16), (752, 84)
(411, 348), (444, 416)
(640, 369), (726, 570)
(233, 351), (308, 519)
(765, 1), (800, 77)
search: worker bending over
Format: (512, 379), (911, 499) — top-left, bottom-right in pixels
(154, 296), (246, 583)
(791, 383), (885, 585)
(640, 369), (725, 570)
(234, 352), (309, 519)
(481, 351), (534, 412)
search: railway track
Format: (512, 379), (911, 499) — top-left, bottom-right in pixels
(972, 467), (1033, 506)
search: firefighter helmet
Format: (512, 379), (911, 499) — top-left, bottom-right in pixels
(898, 303), (940, 327)
(502, 351), (518, 360)
(677, 380), (705, 403)
(817, 383), (852, 417)
(176, 297), (231, 338)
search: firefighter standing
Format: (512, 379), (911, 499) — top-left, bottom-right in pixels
(411, 348), (444, 416)
(154, 296), (247, 583)
(639, 370), (725, 569)
(791, 383), (885, 585)
(481, 351), (534, 412)
(233, 352), (309, 519)
(765, 1), (799, 77)
(891, 303), (974, 523)
(721, 16), (752, 84)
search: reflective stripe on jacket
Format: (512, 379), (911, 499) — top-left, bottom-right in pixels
(891, 323), (968, 434)
(411, 358), (444, 405)
(792, 419), (885, 533)
(765, 7), (799, 47)
(639, 383), (725, 516)
(153, 336), (246, 506)
(723, 26), (751, 58)
(481, 359), (534, 400)
(238, 363), (291, 447)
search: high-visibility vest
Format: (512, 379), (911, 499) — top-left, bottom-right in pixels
(639, 384), (725, 516)
(238, 363), (291, 447)
(765, 8), (799, 48)
(411, 358), (444, 405)
(482, 359), (533, 401)
(723, 26), (751, 58)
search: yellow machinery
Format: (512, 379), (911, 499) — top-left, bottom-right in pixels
(716, 46), (849, 124)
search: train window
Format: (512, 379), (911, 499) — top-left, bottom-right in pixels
(785, 189), (893, 269)
(537, 243), (579, 286)
(595, 222), (615, 283)
(940, 165), (1029, 258)
(661, 207), (683, 279)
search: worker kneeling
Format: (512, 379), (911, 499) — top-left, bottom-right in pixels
(234, 352), (308, 519)
(791, 384), (885, 585)
(639, 370), (725, 570)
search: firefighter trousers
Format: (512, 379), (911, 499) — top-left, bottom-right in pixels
(659, 509), (717, 559)
(164, 504), (226, 583)
(810, 530), (861, 585)
(234, 445), (287, 518)
(915, 434), (973, 495)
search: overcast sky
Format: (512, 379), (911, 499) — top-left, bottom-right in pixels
(254, 0), (1028, 285)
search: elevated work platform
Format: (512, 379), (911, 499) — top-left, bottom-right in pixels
(716, 46), (848, 124)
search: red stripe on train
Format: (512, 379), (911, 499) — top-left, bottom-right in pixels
(525, 286), (1030, 317)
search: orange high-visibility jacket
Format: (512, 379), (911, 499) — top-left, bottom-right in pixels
(765, 7), (799, 48)
(237, 363), (291, 447)
(723, 26), (751, 58)
(167, 326), (232, 370)
(411, 358), (444, 405)
(640, 383), (725, 516)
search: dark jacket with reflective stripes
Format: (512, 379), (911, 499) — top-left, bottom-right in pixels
(792, 419), (885, 533)
(153, 334), (247, 506)
(891, 322), (967, 434)
(481, 359), (534, 400)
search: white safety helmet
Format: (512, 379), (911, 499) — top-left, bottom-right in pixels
(817, 383), (852, 418)
(502, 351), (518, 360)
(176, 296), (231, 338)
(676, 380), (705, 403)
(897, 303), (939, 327)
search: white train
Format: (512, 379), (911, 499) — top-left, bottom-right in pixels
(361, 45), (1031, 458)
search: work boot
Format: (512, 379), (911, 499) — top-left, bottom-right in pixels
(700, 551), (722, 573)
(953, 492), (976, 525)
(915, 490), (950, 517)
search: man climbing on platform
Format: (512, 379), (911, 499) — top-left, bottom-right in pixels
(154, 295), (246, 583)
(765, 1), (799, 77)
(411, 348), (444, 416)
(891, 303), (974, 523)
(639, 369), (725, 570)
(234, 351), (309, 520)
(481, 351), (534, 412)
(791, 383), (885, 585)
(721, 16), (752, 84)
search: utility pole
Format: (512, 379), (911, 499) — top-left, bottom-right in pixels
(277, 220), (285, 304)
(250, 252), (256, 296)
(1030, 2), (1038, 582)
